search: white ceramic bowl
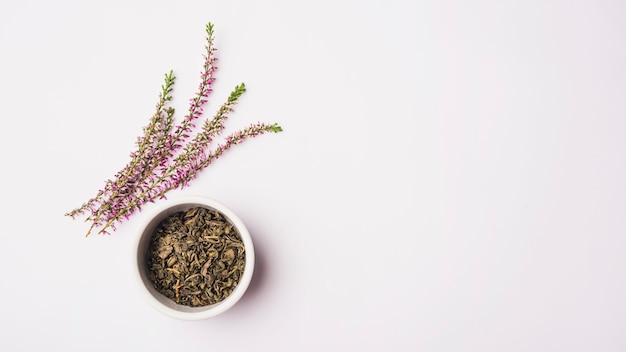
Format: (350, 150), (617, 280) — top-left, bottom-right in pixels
(132, 196), (254, 320)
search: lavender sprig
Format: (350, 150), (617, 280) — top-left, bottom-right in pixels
(65, 70), (176, 224)
(166, 23), (218, 159)
(66, 22), (283, 236)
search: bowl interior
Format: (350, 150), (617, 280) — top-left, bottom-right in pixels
(135, 199), (254, 319)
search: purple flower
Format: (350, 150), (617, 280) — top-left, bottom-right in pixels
(66, 23), (282, 236)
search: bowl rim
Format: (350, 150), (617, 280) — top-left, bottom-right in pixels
(131, 195), (255, 320)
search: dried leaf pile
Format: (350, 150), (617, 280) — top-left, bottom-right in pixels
(146, 207), (246, 306)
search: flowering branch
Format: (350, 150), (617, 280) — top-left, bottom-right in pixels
(66, 23), (283, 236)
(80, 24), (218, 236)
(65, 70), (176, 222)
(168, 23), (218, 158)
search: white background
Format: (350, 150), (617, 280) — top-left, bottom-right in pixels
(1, 0), (625, 351)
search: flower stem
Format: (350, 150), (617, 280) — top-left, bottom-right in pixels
(66, 70), (176, 236)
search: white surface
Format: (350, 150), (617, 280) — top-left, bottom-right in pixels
(1, 0), (625, 351)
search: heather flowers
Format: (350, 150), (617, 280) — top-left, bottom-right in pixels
(66, 23), (282, 236)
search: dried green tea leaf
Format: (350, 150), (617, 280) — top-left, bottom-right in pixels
(146, 207), (246, 307)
